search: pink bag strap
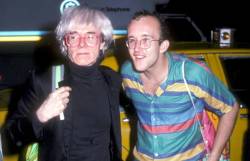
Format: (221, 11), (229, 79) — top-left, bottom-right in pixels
(181, 60), (210, 153)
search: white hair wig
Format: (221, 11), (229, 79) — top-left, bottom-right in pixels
(55, 6), (113, 56)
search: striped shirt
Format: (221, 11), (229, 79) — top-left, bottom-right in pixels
(121, 52), (236, 161)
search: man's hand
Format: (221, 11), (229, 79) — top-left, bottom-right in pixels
(36, 86), (71, 123)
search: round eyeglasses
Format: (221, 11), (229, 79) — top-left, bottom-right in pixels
(126, 38), (161, 49)
(64, 32), (101, 48)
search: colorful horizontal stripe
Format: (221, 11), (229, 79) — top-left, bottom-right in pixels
(166, 83), (233, 113)
(134, 142), (205, 161)
(142, 113), (202, 134)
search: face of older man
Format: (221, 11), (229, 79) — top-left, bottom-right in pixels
(64, 24), (104, 66)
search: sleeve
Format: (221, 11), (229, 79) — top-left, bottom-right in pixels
(2, 70), (48, 148)
(186, 59), (236, 116)
(121, 61), (133, 99)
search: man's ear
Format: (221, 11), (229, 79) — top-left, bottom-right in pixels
(100, 42), (105, 50)
(159, 40), (170, 54)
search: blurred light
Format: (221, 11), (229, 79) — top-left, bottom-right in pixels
(0, 36), (42, 42)
(113, 30), (127, 35)
(0, 31), (48, 36)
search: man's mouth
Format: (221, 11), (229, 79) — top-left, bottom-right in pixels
(134, 54), (145, 60)
(77, 52), (89, 55)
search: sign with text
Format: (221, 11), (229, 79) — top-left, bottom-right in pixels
(0, 0), (155, 31)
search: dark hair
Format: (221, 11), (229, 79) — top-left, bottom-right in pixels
(129, 10), (170, 40)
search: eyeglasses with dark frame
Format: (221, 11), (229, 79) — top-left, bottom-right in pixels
(64, 32), (101, 48)
(126, 37), (161, 49)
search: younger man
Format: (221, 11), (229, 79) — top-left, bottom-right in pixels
(121, 11), (239, 161)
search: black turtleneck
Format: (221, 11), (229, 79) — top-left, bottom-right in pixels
(64, 61), (111, 161)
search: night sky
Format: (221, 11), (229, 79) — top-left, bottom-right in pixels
(157, 0), (250, 42)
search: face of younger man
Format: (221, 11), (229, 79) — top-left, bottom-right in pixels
(127, 16), (169, 72)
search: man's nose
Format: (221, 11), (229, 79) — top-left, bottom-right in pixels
(79, 37), (87, 47)
(134, 40), (141, 51)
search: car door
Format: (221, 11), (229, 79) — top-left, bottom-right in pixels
(176, 50), (250, 161)
(217, 53), (250, 161)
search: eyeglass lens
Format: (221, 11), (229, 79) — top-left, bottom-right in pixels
(65, 32), (99, 47)
(126, 38), (160, 49)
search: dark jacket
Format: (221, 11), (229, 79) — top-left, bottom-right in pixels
(3, 65), (122, 161)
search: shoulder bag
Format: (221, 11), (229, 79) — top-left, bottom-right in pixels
(182, 60), (229, 161)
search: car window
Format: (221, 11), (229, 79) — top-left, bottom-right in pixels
(160, 14), (207, 42)
(220, 56), (250, 108)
